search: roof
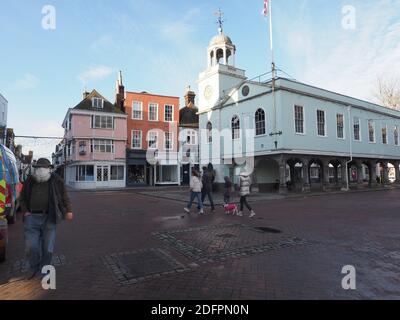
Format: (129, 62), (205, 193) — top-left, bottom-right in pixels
(179, 103), (199, 127)
(72, 89), (125, 114)
(126, 91), (179, 99)
(209, 32), (234, 47)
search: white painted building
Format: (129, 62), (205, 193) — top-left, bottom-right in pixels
(197, 27), (400, 193)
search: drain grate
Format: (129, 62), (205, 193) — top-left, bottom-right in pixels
(254, 227), (282, 234)
(102, 248), (190, 286)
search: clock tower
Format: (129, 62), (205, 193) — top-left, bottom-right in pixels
(197, 15), (246, 114)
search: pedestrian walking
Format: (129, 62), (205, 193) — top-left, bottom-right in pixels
(201, 166), (215, 212)
(223, 176), (232, 204)
(237, 171), (256, 218)
(184, 169), (204, 215)
(19, 158), (73, 280)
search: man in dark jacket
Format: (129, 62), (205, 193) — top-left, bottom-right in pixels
(19, 158), (73, 279)
(201, 166), (215, 212)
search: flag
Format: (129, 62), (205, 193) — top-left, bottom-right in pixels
(262, 0), (269, 16)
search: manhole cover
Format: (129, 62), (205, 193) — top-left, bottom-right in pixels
(254, 227), (282, 234)
(102, 248), (189, 285)
(216, 233), (237, 239)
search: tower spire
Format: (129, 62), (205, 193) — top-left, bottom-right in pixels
(118, 70), (123, 86)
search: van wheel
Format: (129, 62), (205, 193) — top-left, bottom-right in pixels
(0, 246), (5, 263)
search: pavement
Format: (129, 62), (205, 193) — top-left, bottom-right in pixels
(0, 187), (400, 300)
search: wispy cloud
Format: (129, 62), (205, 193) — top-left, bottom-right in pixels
(281, 0), (400, 103)
(160, 8), (201, 42)
(90, 34), (118, 53)
(14, 73), (39, 90)
(77, 65), (114, 85)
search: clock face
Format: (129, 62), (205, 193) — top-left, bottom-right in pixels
(204, 85), (213, 101)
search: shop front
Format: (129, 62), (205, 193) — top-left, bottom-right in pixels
(126, 149), (149, 186)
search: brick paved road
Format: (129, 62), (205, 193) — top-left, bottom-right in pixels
(0, 188), (400, 300)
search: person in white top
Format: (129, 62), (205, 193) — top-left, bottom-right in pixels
(237, 171), (256, 218)
(184, 169), (204, 215)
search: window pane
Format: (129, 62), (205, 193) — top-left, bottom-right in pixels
(232, 116), (240, 139)
(118, 166), (124, 180)
(255, 109), (266, 136)
(133, 101), (142, 119)
(353, 117), (360, 141)
(149, 104), (158, 121)
(295, 106), (304, 134)
(317, 110), (325, 136)
(337, 114), (344, 139)
(368, 120), (375, 142)
(95, 116), (101, 128)
(165, 105), (173, 122)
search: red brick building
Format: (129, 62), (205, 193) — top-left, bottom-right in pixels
(125, 91), (180, 186)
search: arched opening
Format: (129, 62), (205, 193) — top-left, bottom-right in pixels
(255, 108), (266, 136)
(216, 48), (224, 64)
(307, 159), (325, 191)
(209, 51), (214, 66)
(376, 161), (385, 184)
(361, 163), (369, 183)
(361, 160), (372, 186)
(226, 49), (232, 65)
(308, 159), (323, 184)
(387, 162), (396, 183)
(347, 161), (359, 184)
(328, 159), (341, 185)
(286, 158), (304, 192)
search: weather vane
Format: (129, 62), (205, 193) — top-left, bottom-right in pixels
(214, 8), (224, 33)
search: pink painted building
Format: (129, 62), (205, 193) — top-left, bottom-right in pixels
(61, 85), (127, 189)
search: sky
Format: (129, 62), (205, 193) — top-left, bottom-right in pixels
(0, 0), (399, 159)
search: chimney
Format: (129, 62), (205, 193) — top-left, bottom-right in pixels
(115, 70), (125, 113)
(83, 91), (90, 99)
(184, 85), (196, 107)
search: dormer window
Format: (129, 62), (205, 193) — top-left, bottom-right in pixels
(92, 97), (104, 109)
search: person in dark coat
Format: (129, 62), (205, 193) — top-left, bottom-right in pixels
(19, 158), (73, 279)
(201, 166), (215, 212)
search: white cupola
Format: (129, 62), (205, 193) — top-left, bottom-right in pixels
(207, 27), (236, 68)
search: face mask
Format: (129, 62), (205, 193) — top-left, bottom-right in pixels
(33, 167), (51, 183)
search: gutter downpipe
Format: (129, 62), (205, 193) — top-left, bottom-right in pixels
(344, 106), (353, 191)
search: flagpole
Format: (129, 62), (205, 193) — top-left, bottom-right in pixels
(269, 0), (275, 79)
(268, 0), (277, 135)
